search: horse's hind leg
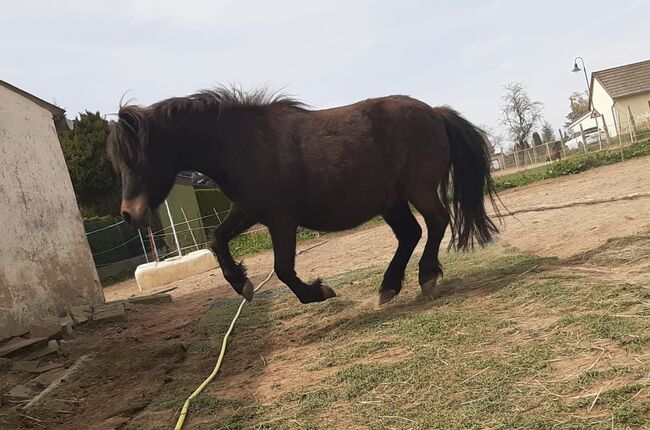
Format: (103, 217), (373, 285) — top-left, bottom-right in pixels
(408, 193), (449, 299)
(377, 200), (422, 305)
(269, 221), (336, 304)
(211, 204), (256, 301)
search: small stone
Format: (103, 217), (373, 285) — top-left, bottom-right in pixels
(93, 416), (130, 430)
(68, 305), (92, 325)
(12, 360), (39, 372)
(33, 319), (65, 340)
(128, 293), (172, 305)
(2, 384), (35, 403)
(92, 302), (126, 323)
(29, 361), (64, 374)
(60, 315), (74, 328)
(58, 340), (70, 357)
(28, 367), (66, 390)
(0, 357), (13, 370)
(0, 328), (30, 345)
(22, 340), (59, 361)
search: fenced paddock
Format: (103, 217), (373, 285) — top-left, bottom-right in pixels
(492, 110), (650, 175)
(3, 153), (649, 430)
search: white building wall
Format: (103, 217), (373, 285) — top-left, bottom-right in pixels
(0, 85), (104, 337)
(614, 93), (650, 134)
(591, 79), (618, 137)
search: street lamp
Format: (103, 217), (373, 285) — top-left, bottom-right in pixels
(572, 56), (603, 150)
(572, 57), (590, 95)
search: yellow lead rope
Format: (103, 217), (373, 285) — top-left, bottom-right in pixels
(174, 240), (329, 429)
(174, 269), (276, 430)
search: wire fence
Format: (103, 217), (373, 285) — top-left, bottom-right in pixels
(86, 205), (277, 282)
(491, 109), (650, 173)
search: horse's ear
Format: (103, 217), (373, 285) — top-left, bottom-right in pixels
(118, 108), (143, 135)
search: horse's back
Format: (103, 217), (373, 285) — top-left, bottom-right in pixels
(271, 96), (450, 230)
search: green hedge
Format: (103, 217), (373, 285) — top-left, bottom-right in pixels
(195, 189), (232, 236)
(84, 216), (142, 265)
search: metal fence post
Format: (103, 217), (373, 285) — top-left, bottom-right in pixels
(138, 229), (149, 263)
(181, 207), (199, 251)
(165, 200), (183, 257)
(213, 208), (222, 225)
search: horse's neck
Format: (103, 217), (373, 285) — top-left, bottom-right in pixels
(178, 110), (258, 197)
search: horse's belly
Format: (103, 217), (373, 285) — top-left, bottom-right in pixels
(299, 187), (389, 232)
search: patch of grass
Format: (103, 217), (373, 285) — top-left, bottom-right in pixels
(188, 395), (244, 415)
(132, 235), (650, 429)
(0, 409), (21, 430)
(148, 378), (200, 411)
(230, 227), (322, 258)
(195, 299), (272, 337)
(558, 313), (650, 348)
(314, 339), (394, 369)
(493, 140), (650, 192)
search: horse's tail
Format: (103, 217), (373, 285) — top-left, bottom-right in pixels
(439, 107), (500, 251)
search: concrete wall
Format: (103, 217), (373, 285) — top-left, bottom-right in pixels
(0, 85), (104, 337)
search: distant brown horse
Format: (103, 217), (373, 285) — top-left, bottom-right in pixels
(107, 88), (499, 305)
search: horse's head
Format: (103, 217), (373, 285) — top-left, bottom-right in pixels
(107, 106), (178, 228)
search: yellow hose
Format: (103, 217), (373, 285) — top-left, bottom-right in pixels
(174, 270), (275, 430)
(174, 240), (329, 429)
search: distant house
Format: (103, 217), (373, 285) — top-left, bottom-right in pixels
(566, 111), (598, 136)
(564, 111), (599, 149)
(590, 59), (650, 137)
(0, 80), (104, 337)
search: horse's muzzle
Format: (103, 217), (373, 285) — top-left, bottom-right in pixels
(121, 197), (152, 228)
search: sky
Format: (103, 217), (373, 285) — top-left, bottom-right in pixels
(2, 0), (648, 148)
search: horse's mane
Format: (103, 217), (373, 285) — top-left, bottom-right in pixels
(107, 86), (305, 169)
(151, 86), (306, 119)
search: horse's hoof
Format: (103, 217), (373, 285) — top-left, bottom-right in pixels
(420, 279), (437, 300)
(377, 290), (397, 306)
(321, 285), (337, 300)
(241, 279), (254, 302)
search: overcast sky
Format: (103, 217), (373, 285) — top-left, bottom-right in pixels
(2, 0), (648, 146)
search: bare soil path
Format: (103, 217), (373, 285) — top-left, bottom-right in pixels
(3, 156), (649, 429)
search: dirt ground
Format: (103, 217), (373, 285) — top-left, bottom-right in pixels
(2, 156), (649, 429)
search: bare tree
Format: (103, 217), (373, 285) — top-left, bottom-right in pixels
(478, 124), (505, 154)
(565, 90), (589, 126)
(499, 82), (544, 152)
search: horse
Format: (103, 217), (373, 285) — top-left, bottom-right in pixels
(107, 87), (499, 305)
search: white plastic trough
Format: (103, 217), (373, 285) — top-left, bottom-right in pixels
(134, 249), (218, 291)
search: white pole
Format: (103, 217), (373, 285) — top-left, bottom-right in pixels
(138, 229), (149, 263)
(595, 116), (603, 151)
(181, 207), (199, 251)
(213, 208), (222, 225)
(165, 200), (183, 257)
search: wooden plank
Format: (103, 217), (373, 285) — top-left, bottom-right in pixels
(0, 336), (48, 358)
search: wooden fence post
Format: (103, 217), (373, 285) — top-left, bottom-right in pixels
(579, 124), (588, 153)
(627, 106), (638, 139)
(601, 118), (611, 146)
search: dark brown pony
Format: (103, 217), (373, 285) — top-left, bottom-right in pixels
(107, 87), (498, 305)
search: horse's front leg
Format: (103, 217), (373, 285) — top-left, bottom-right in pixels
(211, 204), (256, 301)
(269, 221), (336, 304)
